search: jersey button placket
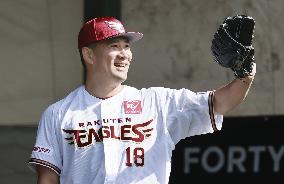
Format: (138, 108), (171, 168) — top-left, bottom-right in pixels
(101, 100), (119, 182)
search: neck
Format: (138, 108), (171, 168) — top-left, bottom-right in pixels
(85, 79), (124, 99)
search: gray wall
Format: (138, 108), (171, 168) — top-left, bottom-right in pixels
(1, 0), (284, 126)
(0, 0), (83, 126)
(122, 0), (284, 116)
(0, 0), (83, 183)
(1, 0), (284, 183)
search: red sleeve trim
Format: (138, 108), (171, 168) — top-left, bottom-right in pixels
(208, 91), (218, 132)
(28, 158), (61, 175)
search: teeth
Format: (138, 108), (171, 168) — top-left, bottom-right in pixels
(114, 63), (126, 67)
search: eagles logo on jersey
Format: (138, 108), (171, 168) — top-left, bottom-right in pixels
(62, 119), (154, 148)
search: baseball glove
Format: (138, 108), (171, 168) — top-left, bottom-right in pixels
(211, 15), (255, 78)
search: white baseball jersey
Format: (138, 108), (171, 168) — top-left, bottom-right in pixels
(28, 85), (223, 184)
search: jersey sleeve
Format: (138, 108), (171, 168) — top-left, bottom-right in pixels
(27, 105), (62, 175)
(157, 88), (223, 145)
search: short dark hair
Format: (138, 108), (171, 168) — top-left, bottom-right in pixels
(79, 51), (87, 84)
(79, 43), (97, 84)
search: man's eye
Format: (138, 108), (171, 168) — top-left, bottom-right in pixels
(111, 44), (119, 48)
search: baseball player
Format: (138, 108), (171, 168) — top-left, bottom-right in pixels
(28, 16), (256, 184)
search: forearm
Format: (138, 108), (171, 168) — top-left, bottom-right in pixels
(214, 74), (255, 115)
(36, 165), (59, 184)
(37, 176), (59, 184)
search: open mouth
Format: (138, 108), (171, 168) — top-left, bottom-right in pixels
(114, 63), (127, 68)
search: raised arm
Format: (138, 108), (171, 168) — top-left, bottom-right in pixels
(214, 63), (256, 115)
(36, 165), (59, 184)
(210, 15), (256, 114)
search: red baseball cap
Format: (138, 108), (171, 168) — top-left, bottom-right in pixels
(78, 16), (143, 50)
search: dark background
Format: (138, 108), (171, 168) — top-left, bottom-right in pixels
(169, 116), (284, 183)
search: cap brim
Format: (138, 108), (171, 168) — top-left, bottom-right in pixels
(79, 32), (143, 49)
(118, 32), (143, 43)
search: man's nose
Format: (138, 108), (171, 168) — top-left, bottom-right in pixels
(117, 49), (128, 59)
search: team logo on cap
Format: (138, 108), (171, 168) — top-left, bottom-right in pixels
(124, 100), (142, 114)
(104, 21), (125, 33)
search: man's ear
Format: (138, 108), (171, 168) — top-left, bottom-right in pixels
(82, 47), (94, 65)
